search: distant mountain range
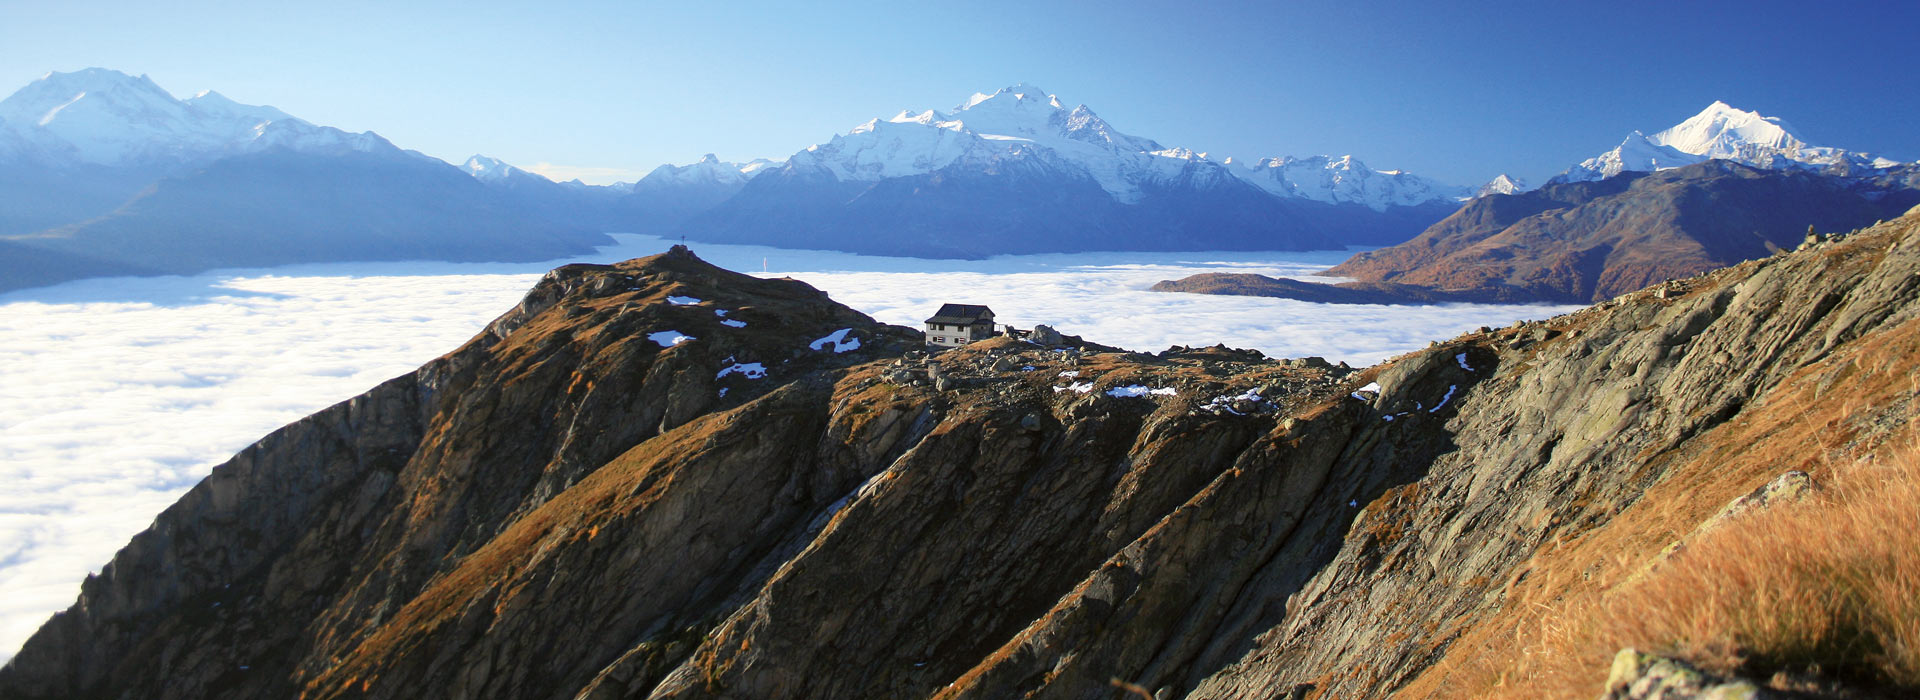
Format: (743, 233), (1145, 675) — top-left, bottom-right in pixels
(0, 69), (612, 292)
(4, 69), (1916, 296)
(1153, 103), (1920, 304)
(0, 71), (1479, 292)
(669, 84), (1468, 256)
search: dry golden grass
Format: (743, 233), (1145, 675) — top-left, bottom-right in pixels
(1403, 313), (1920, 699)
(1509, 436), (1920, 696)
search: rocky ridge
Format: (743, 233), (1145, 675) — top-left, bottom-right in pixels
(6, 206), (1920, 698)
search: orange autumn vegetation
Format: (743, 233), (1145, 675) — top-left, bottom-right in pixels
(1484, 434), (1920, 698)
(1407, 317), (1920, 698)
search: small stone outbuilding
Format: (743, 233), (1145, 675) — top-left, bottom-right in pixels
(924, 304), (996, 348)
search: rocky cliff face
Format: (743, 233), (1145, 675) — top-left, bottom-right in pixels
(7, 207), (1920, 698)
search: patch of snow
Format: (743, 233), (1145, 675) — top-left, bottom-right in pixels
(714, 309), (729, 316)
(718, 387), (729, 398)
(716, 362), (767, 380)
(1430, 385), (1457, 412)
(648, 330), (694, 347)
(1053, 381), (1095, 394)
(721, 319), (747, 328)
(1107, 384), (1176, 398)
(1455, 353), (1473, 371)
(809, 328), (861, 353)
(1058, 370), (1079, 378)
(1201, 387), (1268, 415)
(1351, 381), (1381, 400)
(667, 295), (701, 305)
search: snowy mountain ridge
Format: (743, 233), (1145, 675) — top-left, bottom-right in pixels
(0, 68), (397, 167)
(1473, 173), (1527, 197)
(1554, 101), (1904, 184)
(1228, 154), (1472, 209)
(462, 154), (527, 184)
(774, 83), (1464, 211)
(0, 72), (1464, 212)
(633, 153), (781, 192)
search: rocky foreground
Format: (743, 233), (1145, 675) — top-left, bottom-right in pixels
(5, 208), (1920, 699)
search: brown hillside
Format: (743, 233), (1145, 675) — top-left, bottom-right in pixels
(1325, 161), (1920, 302)
(6, 209), (1920, 699)
(1149, 272), (1537, 305)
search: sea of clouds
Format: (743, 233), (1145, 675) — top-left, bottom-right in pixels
(0, 234), (1583, 658)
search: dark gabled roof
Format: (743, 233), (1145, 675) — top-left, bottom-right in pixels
(924, 303), (995, 325)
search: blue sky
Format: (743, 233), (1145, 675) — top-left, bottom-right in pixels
(3, 0), (1915, 186)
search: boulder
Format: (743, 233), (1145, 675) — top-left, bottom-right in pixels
(1601, 649), (1779, 699)
(1704, 471), (1813, 531)
(1030, 324), (1064, 345)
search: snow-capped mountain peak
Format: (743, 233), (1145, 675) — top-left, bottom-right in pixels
(788, 85), (1205, 201)
(1473, 173), (1528, 198)
(182, 89), (293, 124)
(0, 69), (195, 163)
(633, 154), (778, 191)
(1228, 154), (1470, 211)
(736, 158), (782, 176)
(462, 154), (528, 183)
(0, 68), (177, 126)
(933, 84), (1079, 141)
(0, 67), (396, 167)
(780, 84), (1464, 208)
(1557, 130), (1702, 183)
(1651, 101), (1805, 158)
(1554, 101), (1894, 183)
(960, 83), (1062, 111)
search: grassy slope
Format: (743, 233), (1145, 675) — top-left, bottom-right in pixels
(1400, 293), (1920, 697)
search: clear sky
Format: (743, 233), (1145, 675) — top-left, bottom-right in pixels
(3, 0), (1915, 186)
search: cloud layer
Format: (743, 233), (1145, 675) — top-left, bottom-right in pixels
(0, 235), (1581, 658)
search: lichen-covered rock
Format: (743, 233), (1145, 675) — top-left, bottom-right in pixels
(1707, 470), (1814, 528)
(1602, 649), (1778, 700)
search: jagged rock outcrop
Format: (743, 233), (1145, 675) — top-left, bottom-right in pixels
(6, 210), (1920, 699)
